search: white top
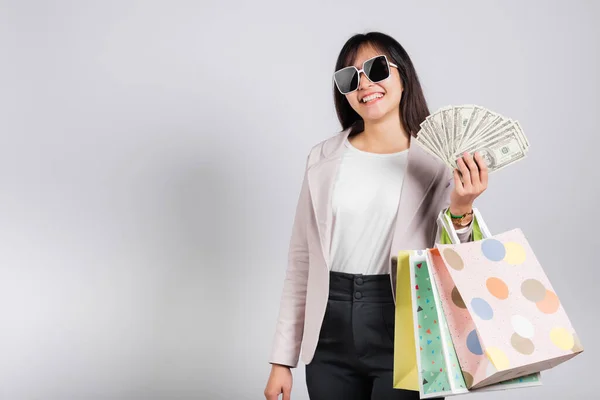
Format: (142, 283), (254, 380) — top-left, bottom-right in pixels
(329, 137), (469, 275)
(329, 137), (409, 275)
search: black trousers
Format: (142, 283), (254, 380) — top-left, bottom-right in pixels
(305, 271), (424, 400)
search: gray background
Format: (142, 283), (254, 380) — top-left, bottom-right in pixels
(0, 0), (597, 399)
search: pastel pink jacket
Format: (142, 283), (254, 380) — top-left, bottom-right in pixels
(268, 127), (473, 368)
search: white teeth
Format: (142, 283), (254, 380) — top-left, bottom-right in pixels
(362, 93), (384, 103)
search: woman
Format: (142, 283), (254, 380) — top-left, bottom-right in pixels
(264, 32), (488, 400)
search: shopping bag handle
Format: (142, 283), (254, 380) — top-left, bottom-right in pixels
(438, 207), (492, 245)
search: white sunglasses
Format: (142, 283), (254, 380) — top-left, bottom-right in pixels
(333, 54), (398, 95)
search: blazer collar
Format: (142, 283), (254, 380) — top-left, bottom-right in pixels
(306, 127), (441, 271)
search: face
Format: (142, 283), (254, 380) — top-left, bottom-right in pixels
(344, 45), (403, 123)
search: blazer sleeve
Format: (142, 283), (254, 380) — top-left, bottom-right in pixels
(268, 152), (312, 368)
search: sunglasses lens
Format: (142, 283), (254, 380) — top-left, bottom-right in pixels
(364, 56), (390, 83)
(334, 67), (359, 94)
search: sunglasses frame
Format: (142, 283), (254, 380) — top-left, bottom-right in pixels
(333, 54), (399, 95)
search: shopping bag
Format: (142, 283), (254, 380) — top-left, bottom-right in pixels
(427, 248), (542, 392)
(429, 210), (583, 389)
(394, 208), (543, 397)
(393, 249), (469, 398)
(392, 250), (419, 392)
(392, 207), (487, 393)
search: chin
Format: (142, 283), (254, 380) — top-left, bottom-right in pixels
(360, 106), (394, 122)
(356, 96), (399, 119)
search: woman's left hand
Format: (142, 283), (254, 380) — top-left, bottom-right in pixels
(449, 151), (488, 215)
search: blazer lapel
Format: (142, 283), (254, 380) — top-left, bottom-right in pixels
(306, 129), (349, 270)
(307, 129), (440, 272)
(389, 139), (440, 258)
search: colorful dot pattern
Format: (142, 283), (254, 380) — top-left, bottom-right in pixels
(429, 228), (583, 388)
(550, 327), (574, 350)
(471, 298), (494, 320)
(466, 329), (483, 355)
(427, 249), (486, 388)
(485, 347), (510, 370)
(443, 248), (464, 271)
(451, 286), (466, 309)
(511, 333), (535, 355)
(481, 239), (506, 261)
(486, 277), (509, 300)
(511, 315), (535, 339)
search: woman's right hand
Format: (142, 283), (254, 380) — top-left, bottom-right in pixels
(264, 364), (293, 400)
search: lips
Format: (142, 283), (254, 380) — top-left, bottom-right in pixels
(361, 92), (385, 103)
(361, 92), (385, 104)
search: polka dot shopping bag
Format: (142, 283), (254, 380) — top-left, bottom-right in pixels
(429, 209), (583, 391)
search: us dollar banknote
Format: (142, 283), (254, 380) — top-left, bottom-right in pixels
(415, 104), (529, 173)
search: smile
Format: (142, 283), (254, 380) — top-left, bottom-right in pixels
(361, 93), (384, 103)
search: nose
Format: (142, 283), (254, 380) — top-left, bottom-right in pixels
(358, 70), (373, 91)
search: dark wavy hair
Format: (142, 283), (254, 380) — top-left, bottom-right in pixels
(333, 32), (430, 137)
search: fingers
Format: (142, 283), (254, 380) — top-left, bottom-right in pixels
(264, 390), (277, 400)
(264, 384), (281, 400)
(265, 391), (279, 400)
(264, 369), (292, 400)
(462, 152), (481, 187)
(474, 151), (489, 189)
(283, 386), (291, 400)
(456, 156), (471, 190)
(453, 168), (464, 195)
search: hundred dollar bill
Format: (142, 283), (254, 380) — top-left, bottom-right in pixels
(427, 108), (450, 160)
(420, 118), (444, 160)
(461, 108), (498, 150)
(415, 104), (530, 174)
(417, 121), (447, 163)
(414, 137), (454, 169)
(457, 105), (485, 151)
(440, 106), (455, 160)
(460, 126), (527, 173)
(462, 115), (503, 149)
(461, 121), (528, 160)
(455, 119), (511, 159)
(512, 120), (530, 150)
(452, 105), (474, 152)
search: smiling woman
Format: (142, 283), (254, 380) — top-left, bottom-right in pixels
(265, 31), (488, 400)
(337, 51), (405, 126)
(332, 34), (431, 154)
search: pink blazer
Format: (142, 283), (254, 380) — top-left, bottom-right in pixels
(268, 127), (472, 368)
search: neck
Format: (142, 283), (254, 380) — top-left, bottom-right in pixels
(355, 112), (411, 153)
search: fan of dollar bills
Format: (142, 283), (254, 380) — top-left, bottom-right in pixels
(415, 105), (529, 173)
